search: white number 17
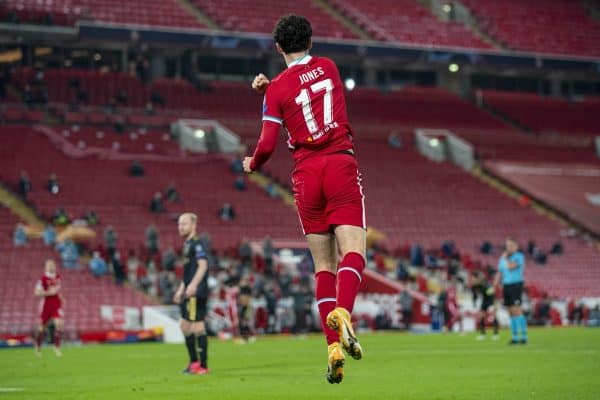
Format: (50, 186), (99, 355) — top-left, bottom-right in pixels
(294, 78), (333, 134)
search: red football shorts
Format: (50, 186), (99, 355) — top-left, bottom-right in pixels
(40, 306), (63, 325)
(292, 152), (366, 235)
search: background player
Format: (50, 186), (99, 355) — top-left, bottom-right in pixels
(494, 237), (528, 344)
(244, 14), (366, 384)
(173, 213), (210, 375)
(34, 259), (63, 357)
(471, 271), (499, 340)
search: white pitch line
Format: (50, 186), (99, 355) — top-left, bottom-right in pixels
(0, 388), (25, 392)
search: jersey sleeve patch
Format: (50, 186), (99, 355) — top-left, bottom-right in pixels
(195, 243), (207, 259)
(262, 91), (283, 125)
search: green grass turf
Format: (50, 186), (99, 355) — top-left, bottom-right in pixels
(1, 328), (599, 400)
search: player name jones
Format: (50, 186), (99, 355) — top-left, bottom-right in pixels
(299, 67), (325, 85)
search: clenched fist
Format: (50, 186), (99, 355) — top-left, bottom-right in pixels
(252, 73), (270, 94)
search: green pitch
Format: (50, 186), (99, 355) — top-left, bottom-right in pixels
(1, 328), (599, 400)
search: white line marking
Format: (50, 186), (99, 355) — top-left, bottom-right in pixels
(0, 388), (25, 392)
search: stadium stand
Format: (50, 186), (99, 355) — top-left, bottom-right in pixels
(355, 137), (600, 298)
(191, 0), (357, 39)
(328, 0), (492, 48)
(0, 0), (204, 28)
(480, 90), (600, 137)
(485, 161), (600, 235)
(460, 0), (600, 57)
(0, 125), (302, 252)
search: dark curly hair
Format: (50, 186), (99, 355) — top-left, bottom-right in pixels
(273, 14), (312, 54)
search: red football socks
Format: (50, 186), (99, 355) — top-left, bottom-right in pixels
(315, 270), (338, 345)
(54, 330), (61, 348)
(336, 252), (365, 313)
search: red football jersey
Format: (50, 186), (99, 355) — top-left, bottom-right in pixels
(262, 55), (354, 163)
(37, 273), (62, 311)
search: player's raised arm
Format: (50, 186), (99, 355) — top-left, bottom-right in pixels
(244, 120), (280, 173)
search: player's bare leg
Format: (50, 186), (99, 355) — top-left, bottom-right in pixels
(34, 324), (44, 357)
(306, 233), (344, 383)
(52, 318), (63, 357)
(326, 225), (366, 360)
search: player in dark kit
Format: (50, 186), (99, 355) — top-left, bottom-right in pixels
(471, 271), (499, 340)
(34, 259), (63, 357)
(173, 213), (210, 375)
(244, 15), (366, 383)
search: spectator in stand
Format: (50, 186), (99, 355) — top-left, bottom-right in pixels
(265, 182), (279, 198)
(106, 97), (117, 114)
(159, 271), (178, 304)
(588, 305), (600, 327)
(162, 247), (177, 271)
(263, 237), (274, 270)
(89, 251), (108, 277)
(47, 173), (60, 195)
(480, 241), (492, 255)
(76, 87), (88, 105)
(218, 203), (236, 221)
(237, 277), (254, 342)
(150, 92), (165, 107)
(441, 240), (455, 258)
(527, 240), (536, 256)
(116, 90), (128, 105)
(146, 260), (159, 296)
(425, 252), (437, 269)
(399, 287), (413, 330)
(57, 239), (79, 269)
(550, 241), (563, 255)
(144, 102), (155, 115)
(536, 293), (552, 326)
(410, 244), (424, 266)
(238, 238), (252, 270)
(42, 224), (56, 246)
(84, 210), (99, 226)
(103, 226), (117, 260)
(23, 84), (34, 107)
(145, 224), (159, 256)
(150, 192), (166, 213)
(532, 247), (547, 265)
(230, 155), (244, 174)
(13, 223), (27, 246)
(17, 171), (32, 200)
(129, 160), (145, 177)
(112, 251), (126, 285)
(136, 262), (149, 292)
(292, 281), (313, 334)
(164, 182), (181, 203)
(127, 250), (141, 284)
(263, 281), (279, 333)
(387, 132), (403, 149)
(52, 208), (70, 226)
(396, 260), (409, 282)
(234, 175), (247, 191)
(136, 57), (150, 83)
